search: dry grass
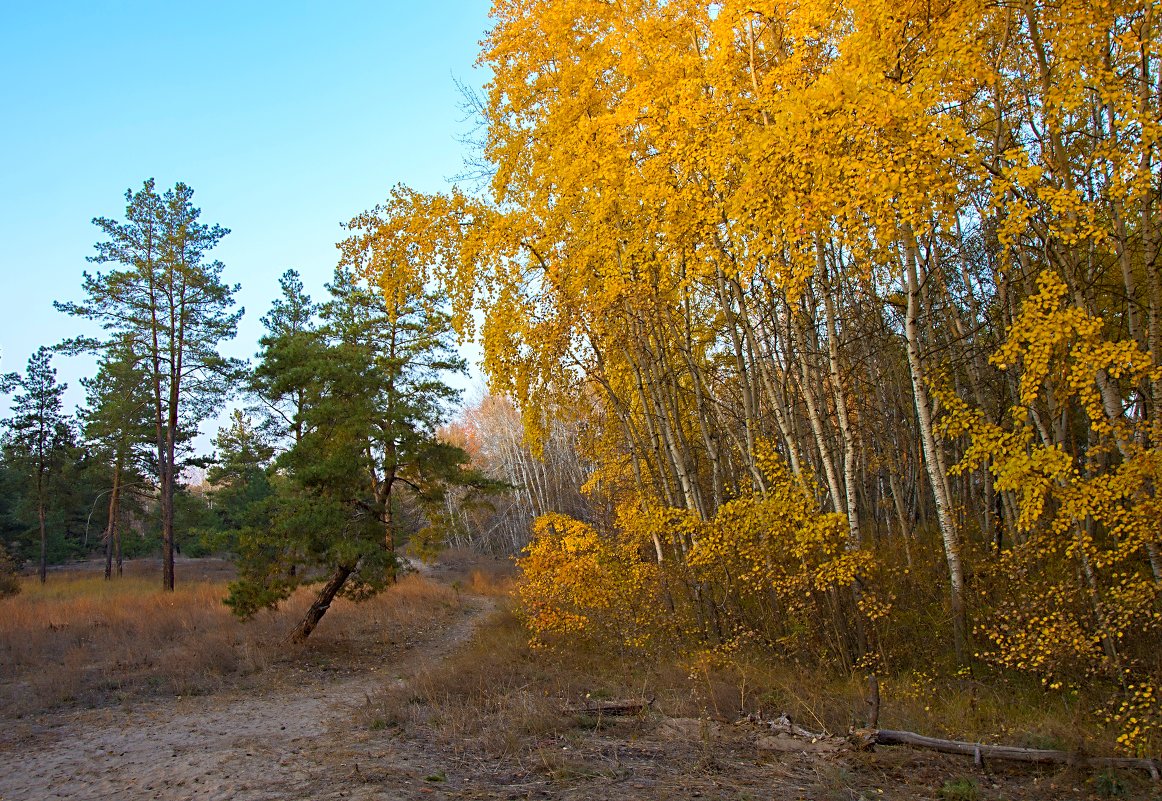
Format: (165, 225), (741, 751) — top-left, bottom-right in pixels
(0, 561), (463, 718)
(461, 566), (517, 597)
(677, 649), (1132, 763)
(363, 596), (858, 755)
(0, 571), (267, 715)
(6, 552), (1148, 799)
(413, 546), (518, 597)
(299, 570), (463, 658)
(362, 600), (647, 754)
(360, 583), (1144, 797)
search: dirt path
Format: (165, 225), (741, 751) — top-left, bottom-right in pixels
(0, 595), (495, 801)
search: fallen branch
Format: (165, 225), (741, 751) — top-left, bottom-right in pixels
(565, 698), (654, 716)
(873, 729), (1161, 780)
(766, 713), (830, 741)
(745, 713), (848, 753)
(745, 712), (1160, 780)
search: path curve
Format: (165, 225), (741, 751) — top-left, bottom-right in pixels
(0, 595), (495, 801)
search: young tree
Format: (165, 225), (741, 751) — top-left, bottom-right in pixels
(250, 269), (319, 446)
(78, 336), (157, 578)
(199, 410), (276, 556)
(209, 410), (275, 492)
(1, 347), (71, 582)
(56, 180), (243, 590)
(324, 265), (468, 559)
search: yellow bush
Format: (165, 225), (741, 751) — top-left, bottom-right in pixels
(942, 272), (1162, 755)
(517, 447), (882, 670)
(515, 512), (666, 651)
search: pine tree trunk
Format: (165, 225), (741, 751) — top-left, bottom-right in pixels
(384, 492), (397, 577)
(104, 464), (121, 581)
(104, 522), (113, 580)
(289, 563), (355, 643)
(161, 465), (175, 591)
(37, 500), (47, 584)
(162, 381), (180, 591)
(115, 517), (123, 577)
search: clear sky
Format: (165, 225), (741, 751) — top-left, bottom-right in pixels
(0, 1), (493, 448)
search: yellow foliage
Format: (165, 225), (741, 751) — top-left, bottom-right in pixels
(942, 270), (1162, 754)
(688, 445), (882, 663)
(517, 443), (882, 668)
(347, 0), (1162, 755)
(1108, 683), (1162, 758)
(515, 512), (667, 651)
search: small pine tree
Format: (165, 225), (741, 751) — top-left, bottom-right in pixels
(79, 336), (155, 578)
(1, 347), (71, 583)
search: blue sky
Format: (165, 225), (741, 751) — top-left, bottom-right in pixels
(0, 1), (493, 448)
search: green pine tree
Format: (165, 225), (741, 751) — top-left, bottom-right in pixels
(228, 266), (492, 640)
(1, 347), (72, 582)
(56, 180), (243, 590)
(78, 335), (155, 578)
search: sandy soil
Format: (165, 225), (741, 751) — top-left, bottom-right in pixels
(0, 592), (494, 801)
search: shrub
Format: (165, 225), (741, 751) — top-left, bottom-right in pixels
(0, 545), (20, 598)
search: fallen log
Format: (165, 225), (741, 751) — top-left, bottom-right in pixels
(874, 729), (1161, 780)
(565, 698), (654, 716)
(756, 733), (844, 754)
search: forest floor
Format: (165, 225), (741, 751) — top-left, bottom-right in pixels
(0, 556), (1157, 801)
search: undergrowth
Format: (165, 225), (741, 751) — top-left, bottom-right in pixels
(369, 560), (1147, 772)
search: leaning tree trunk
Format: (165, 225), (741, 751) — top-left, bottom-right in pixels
(289, 563), (355, 643)
(902, 226), (967, 664)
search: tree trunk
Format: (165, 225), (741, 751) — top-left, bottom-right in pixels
(37, 498), (47, 584)
(383, 483), (397, 578)
(104, 520), (113, 580)
(888, 470), (914, 567)
(714, 267), (766, 494)
(902, 226), (967, 663)
(104, 463), (121, 581)
(289, 563), (355, 643)
(162, 369), (181, 591)
(793, 321), (844, 514)
(819, 242), (862, 548)
(161, 465), (175, 591)
(872, 729), (1161, 778)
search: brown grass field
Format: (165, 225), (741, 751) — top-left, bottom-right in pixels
(0, 556), (464, 717)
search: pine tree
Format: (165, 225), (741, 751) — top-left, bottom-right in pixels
(250, 269), (319, 446)
(228, 266), (486, 640)
(78, 335), (156, 578)
(56, 180), (243, 590)
(1, 347), (71, 582)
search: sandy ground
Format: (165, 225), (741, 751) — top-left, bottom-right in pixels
(0, 593), (495, 801)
